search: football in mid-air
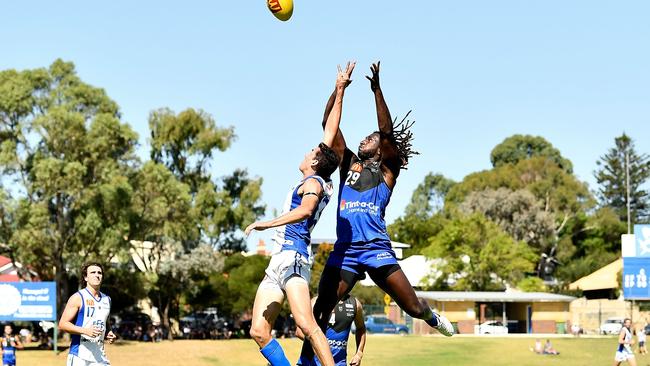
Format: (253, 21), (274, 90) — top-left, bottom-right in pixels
(267, 0), (293, 21)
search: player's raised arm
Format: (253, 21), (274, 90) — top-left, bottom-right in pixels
(366, 61), (401, 175)
(245, 178), (323, 235)
(322, 62), (355, 160)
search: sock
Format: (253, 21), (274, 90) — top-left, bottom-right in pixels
(260, 339), (291, 366)
(298, 339), (315, 364)
(425, 311), (439, 327)
(296, 355), (313, 366)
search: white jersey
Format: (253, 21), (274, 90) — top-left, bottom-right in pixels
(69, 288), (111, 363)
(270, 175), (333, 261)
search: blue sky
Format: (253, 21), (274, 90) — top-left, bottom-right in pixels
(2, 1), (649, 250)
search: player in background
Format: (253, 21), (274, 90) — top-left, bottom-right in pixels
(296, 295), (366, 366)
(614, 318), (637, 366)
(300, 61), (454, 364)
(637, 326), (647, 355)
(245, 62), (355, 366)
(2, 324), (23, 366)
(59, 262), (116, 366)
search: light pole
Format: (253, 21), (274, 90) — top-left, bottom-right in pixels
(626, 150), (631, 234)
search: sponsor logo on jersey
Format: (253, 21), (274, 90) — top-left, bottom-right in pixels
(86, 299), (95, 306)
(339, 200), (379, 215)
(376, 252), (393, 260)
(327, 339), (347, 348)
(345, 303), (354, 309)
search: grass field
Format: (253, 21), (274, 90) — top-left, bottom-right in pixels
(18, 335), (644, 366)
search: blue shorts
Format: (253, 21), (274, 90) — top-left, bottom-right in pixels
(326, 240), (399, 274)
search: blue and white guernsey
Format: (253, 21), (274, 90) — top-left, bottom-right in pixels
(617, 327), (633, 353)
(2, 335), (17, 366)
(271, 175), (333, 261)
(69, 288), (111, 363)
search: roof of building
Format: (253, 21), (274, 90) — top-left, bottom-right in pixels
(0, 255), (39, 281)
(0, 274), (20, 282)
(568, 258), (621, 291)
(0, 255), (12, 268)
(415, 291), (576, 303)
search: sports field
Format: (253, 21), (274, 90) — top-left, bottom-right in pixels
(19, 335), (632, 366)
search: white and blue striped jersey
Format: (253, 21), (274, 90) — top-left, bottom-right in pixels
(617, 327), (633, 353)
(69, 288), (111, 363)
(271, 175), (333, 261)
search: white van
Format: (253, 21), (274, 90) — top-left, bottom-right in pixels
(600, 317), (625, 335)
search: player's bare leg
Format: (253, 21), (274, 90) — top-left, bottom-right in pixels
(286, 276), (335, 366)
(250, 286), (284, 348)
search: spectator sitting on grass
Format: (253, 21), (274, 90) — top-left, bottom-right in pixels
(544, 339), (559, 355)
(530, 339), (544, 354)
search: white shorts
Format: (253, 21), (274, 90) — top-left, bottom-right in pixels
(67, 354), (110, 366)
(615, 350), (634, 362)
(260, 250), (311, 292)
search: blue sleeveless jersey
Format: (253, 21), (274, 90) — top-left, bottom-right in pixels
(2, 336), (17, 365)
(272, 175), (333, 260)
(336, 159), (392, 244)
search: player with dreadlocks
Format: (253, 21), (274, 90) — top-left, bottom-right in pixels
(298, 61), (453, 365)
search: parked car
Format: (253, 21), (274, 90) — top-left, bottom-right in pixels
(477, 320), (508, 335)
(363, 315), (409, 335)
(600, 318), (625, 335)
(116, 311), (153, 340)
(180, 312), (235, 340)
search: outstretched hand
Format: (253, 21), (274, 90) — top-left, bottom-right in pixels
(336, 61), (356, 90)
(365, 61), (381, 92)
(244, 222), (260, 236)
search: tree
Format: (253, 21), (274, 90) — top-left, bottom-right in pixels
(0, 60), (137, 313)
(149, 108), (265, 251)
(516, 277), (547, 292)
(220, 253), (269, 316)
(349, 286), (386, 306)
(388, 213), (447, 256)
(490, 134), (573, 173)
(595, 133), (650, 224)
(149, 244), (223, 339)
(129, 161), (195, 247)
(388, 173), (454, 256)
(0, 60), (267, 326)
(185, 253), (270, 319)
(404, 173), (456, 217)
(423, 213), (536, 291)
(554, 207), (625, 283)
(101, 265), (148, 314)
(309, 242), (334, 294)
(459, 188), (556, 253)
(446, 157), (593, 247)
